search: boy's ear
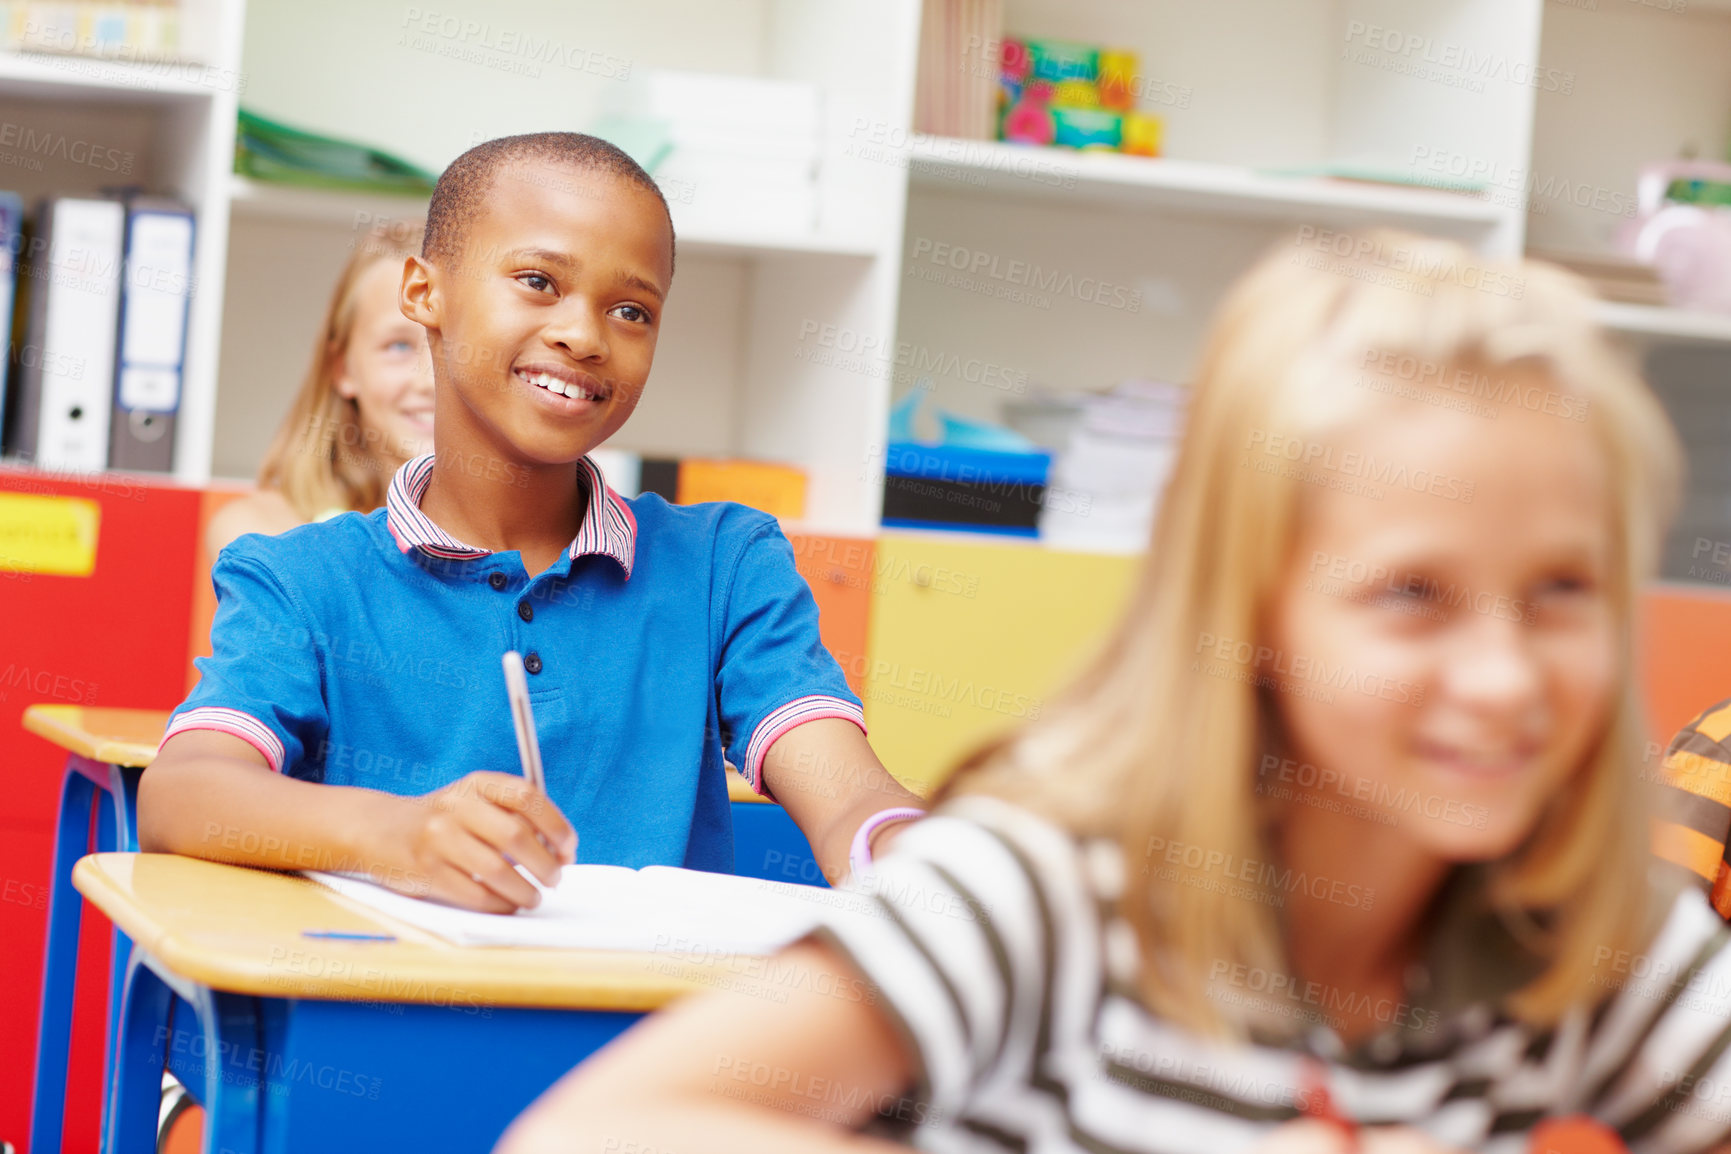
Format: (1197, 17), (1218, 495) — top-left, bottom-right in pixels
(399, 254), (440, 331)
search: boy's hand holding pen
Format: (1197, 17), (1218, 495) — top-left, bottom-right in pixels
(365, 651), (576, 914)
(369, 769), (574, 913)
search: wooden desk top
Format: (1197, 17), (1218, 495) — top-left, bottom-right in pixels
(22, 703), (768, 803)
(73, 853), (750, 1011)
(23, 705), (169, 767)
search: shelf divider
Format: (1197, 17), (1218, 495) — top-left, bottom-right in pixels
(907, 136), (1514, 234)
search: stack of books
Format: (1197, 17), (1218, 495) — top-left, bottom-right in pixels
(0, 0), (180, 61)
(1035, 380), (1189, 554)
(913, 0), (1005, 140)
(1529, 248), (1668, 307)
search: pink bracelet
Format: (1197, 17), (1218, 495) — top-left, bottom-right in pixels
(849, 807), (925, 874)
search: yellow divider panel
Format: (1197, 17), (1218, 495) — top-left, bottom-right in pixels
(861, 534), (1139, 794)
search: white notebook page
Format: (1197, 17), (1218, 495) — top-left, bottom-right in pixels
(306, 864), (861, 955)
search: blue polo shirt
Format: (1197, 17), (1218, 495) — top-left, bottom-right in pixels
(166, 454), (865, 872)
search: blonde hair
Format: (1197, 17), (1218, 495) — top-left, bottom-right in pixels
(946, 230), (1681, 1039)
(256, 219), (426, 519)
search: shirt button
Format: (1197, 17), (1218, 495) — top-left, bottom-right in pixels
(524, 652), (543, 674)
(488, 573), (508, 591)
(518, 601), (533, 623)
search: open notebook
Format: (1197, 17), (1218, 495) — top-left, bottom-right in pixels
(306, 864), (861, 955)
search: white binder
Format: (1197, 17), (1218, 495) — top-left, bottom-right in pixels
(6, 198), (125, 472)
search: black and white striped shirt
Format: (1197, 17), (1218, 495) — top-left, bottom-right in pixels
(815, 796), (1731, 1153)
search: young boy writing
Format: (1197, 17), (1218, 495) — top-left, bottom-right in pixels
(139, 134), (923, 910)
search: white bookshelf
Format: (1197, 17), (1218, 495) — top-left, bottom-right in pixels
(1534, 0), (1731, 582)
(1598, 302), (1731, 348)
(1529, 0), (1731, 372)
(895, 0), (1541, 435)
(228, 174), (881, 259)
(0, 2), (245, 487)
(11, 0), (1726, 539)
(907, 137), (1512, 235)
(0, 51), (226, 100)
(894, 0), (1731, 450)
(226, 174), (426, 226)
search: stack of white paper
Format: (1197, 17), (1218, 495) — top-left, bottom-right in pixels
(639, 70), (822, 236)
(307, 864), (858, 956)
(1039, 379), (1189, 554)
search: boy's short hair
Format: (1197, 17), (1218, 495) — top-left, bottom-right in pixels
(423, 132), (675, 271)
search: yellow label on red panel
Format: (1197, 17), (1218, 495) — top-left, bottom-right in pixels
(0, 493), (100, 576)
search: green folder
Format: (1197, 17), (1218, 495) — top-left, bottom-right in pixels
(1664, 177), (1731, 209)
(235, 108), (438, 194)
(1260, 160), (1490, 194)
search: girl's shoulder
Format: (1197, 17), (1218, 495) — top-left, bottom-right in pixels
(867, 794), (1126, 970)
(905, 794), (1114, 898)
(816, 796), (1119, 1124)
(205, 489), (305, 557)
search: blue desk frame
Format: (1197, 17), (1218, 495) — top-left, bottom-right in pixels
(107, 951), (650, 1153)
(30, 754), (144, 1154)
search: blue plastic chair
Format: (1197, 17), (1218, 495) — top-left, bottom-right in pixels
(729, 793), (831, 888)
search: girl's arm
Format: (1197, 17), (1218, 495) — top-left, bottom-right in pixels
(492, 933), (1485, 1154)
(496, 939), (922, 1154)
(760, 719), (925, 884)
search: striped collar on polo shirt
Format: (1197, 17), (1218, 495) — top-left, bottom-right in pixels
(384, 453), (638, 577)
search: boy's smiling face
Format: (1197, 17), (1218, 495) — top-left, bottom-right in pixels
(405, 160), (674, 467)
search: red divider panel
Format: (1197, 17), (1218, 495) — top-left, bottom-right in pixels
(0, 468), (202, 1153)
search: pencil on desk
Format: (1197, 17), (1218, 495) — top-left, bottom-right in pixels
(301, 930), (396, 942)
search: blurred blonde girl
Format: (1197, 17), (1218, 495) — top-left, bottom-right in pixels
(205, 219), (432, 555)
(500, 232), (1730, 1154)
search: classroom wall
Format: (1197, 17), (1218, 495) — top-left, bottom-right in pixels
(212, 220), (363, 479)
(1527, 2), (1731, 254)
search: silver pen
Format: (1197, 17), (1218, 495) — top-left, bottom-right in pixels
(501, 650), (546, 794)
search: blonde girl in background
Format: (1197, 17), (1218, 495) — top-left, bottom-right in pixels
(498, 232), (1731, 1154)
(204, 219), (433, 556)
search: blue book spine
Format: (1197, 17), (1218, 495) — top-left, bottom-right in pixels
(0, 191), (23, 453)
